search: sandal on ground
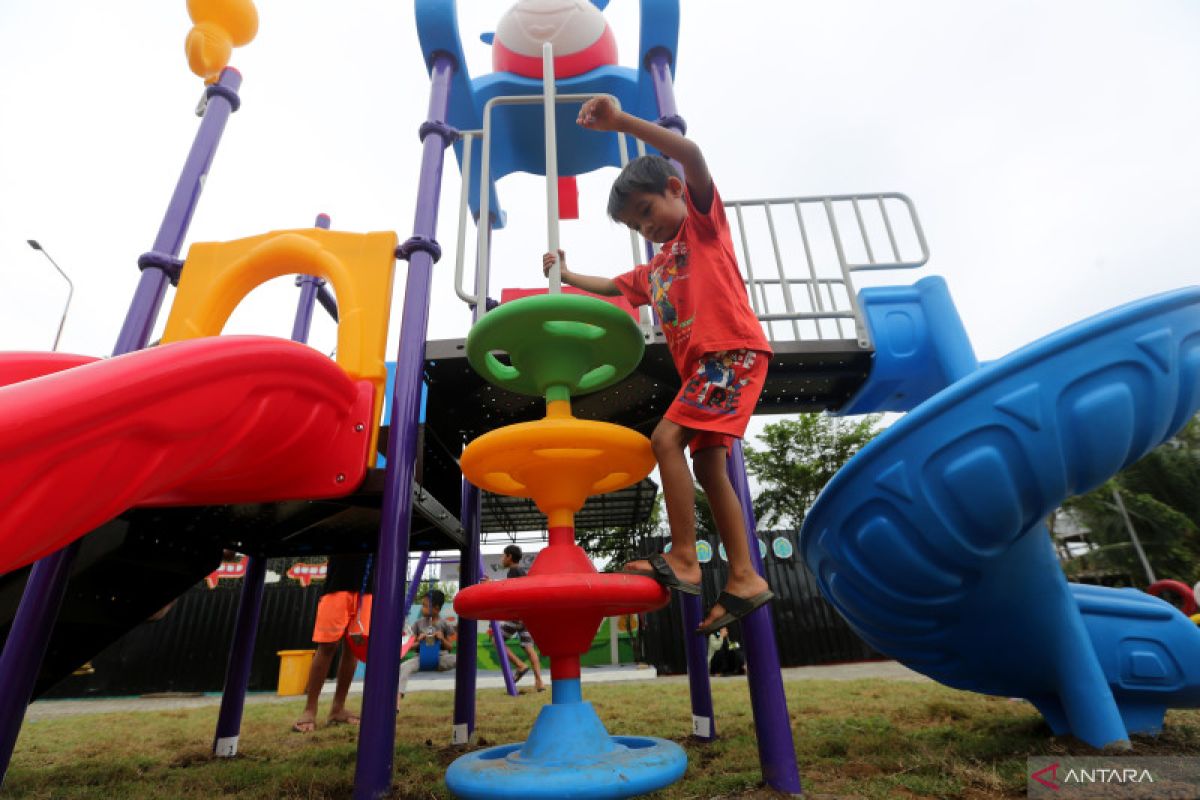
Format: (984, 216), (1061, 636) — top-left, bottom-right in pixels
(621, 553), (701, 596)
(696, 590), (775, 636)
(292, 719), (316, 734)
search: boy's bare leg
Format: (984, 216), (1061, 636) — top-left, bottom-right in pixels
(294, 641), (338, 732)
(524, 643), (546, 690)
(504, 643), (528, 671)
(623, 418), (701, 586)
(694, 446), (770, 631)
(328, 639), (359, 724)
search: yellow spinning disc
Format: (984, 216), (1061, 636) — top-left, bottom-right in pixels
(461, 413), (654, 528)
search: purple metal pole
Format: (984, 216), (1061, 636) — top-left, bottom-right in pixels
(353, 55), (455, 800)
(479, 550), (518, 697)
(291, 214), (333, 342)
(114, 68), (244, 355)
(727, 441), (802, 795)
(452, 482), (481, 742)
(404, 550), (430, 613)
(646, 51), (680, 138)
(212, 554), (266, 756)
(681, 593), (716, 740)
(0, 67), (245, 786)
(0, 540), (79, 784)
(211, 211), (332, 757)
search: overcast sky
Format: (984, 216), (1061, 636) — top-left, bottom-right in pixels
(2, 0), (1198, 502)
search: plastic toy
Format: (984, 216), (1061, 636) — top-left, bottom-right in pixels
(185, 0), (258, 83)
(489, 0), (617, 79)
(1146, 579), (1199, 616)
(447, 293), (685, 798)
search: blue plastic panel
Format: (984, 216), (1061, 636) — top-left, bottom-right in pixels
(414, 0), (681, 227)
(839, 276), (977, 415)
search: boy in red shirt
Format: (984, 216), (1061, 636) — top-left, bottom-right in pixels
(541, 96), (773, 634)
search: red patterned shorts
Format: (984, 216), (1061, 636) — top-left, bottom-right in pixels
(663, 349), (769, 455)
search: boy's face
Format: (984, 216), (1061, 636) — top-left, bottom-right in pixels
(421, 597), (432, 616)
(501, 553), (514, 567)
(615, 176), (687, 244)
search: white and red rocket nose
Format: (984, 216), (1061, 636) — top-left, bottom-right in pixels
(496, 0), (605, 56)
(492, 0), (617, 78)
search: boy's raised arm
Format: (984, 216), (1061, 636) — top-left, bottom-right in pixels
(578, 96), (713, 213)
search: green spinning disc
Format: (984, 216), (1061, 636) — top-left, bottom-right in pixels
(466, 293), (644, 399)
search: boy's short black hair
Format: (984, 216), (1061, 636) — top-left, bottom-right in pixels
(503, 544), (522, 562)
(424, 589), (445, 610)
(607, 155), (681, 220)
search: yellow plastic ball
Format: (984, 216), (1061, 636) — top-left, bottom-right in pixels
(185, 22), (233, 83)
(187, 0), (258, 47)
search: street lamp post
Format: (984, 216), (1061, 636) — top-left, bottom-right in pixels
(27, 240), (74, 351)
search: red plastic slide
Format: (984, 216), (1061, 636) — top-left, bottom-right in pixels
(0, 336), (375, 574)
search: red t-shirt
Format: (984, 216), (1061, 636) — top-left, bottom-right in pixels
(614, 184), (771, 378)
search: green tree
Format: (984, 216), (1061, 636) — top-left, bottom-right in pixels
(1062, 415), (1200, 586)
(743, 414), (883, 529)
(578, 413), (881, 565)
(412, 580), (456, 605)
(578, 495), (665, 572)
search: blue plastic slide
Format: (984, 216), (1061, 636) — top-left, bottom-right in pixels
(801, 285), (1200, 748)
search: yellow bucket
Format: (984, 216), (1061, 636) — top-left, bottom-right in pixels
(276, 649), (316, 696)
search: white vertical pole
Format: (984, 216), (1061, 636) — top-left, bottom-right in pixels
(453, 133), (477, 306)
(542, 43), (562, 294)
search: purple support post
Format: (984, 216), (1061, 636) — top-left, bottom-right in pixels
(0, 67), (244, 786)
(212, 211), (332, 757)
(681, 594), (716, 740)
(405, 550), (430, 613)
(452, 482), (481, 742)
(212, 555), (266, 756)
(727, 442), (802, 795)
(352, 55), (455, 800)
(291, 213), (333, 342)
(114, 68), (245, 355)
(479, 550), (518, 697)
(0, 540), (79, 785)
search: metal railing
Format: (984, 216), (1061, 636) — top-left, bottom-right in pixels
(447, 54), (929, 350)
(453, 90), (652, 328)
(727, 193), (928, 347)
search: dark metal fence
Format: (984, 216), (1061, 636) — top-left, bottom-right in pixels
(636, 531), (879, 674)
(45, 531), (876, 696)
(46, 557), (323, 698)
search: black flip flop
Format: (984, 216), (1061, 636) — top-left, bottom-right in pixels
(696, 590), (775, 636)
(512, 666), (529, 684)
(621, 552), (701, 595)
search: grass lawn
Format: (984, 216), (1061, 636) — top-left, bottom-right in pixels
(7, 678), (1200, 799)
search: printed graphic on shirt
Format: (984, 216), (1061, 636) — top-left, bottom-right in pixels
(679, 349), (758, 416)
(649, 241), (693, 347)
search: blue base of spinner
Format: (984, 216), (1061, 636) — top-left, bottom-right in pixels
(445, 678), (686, 800)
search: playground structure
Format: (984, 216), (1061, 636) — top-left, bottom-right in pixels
(0, 2), (1197, 800)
